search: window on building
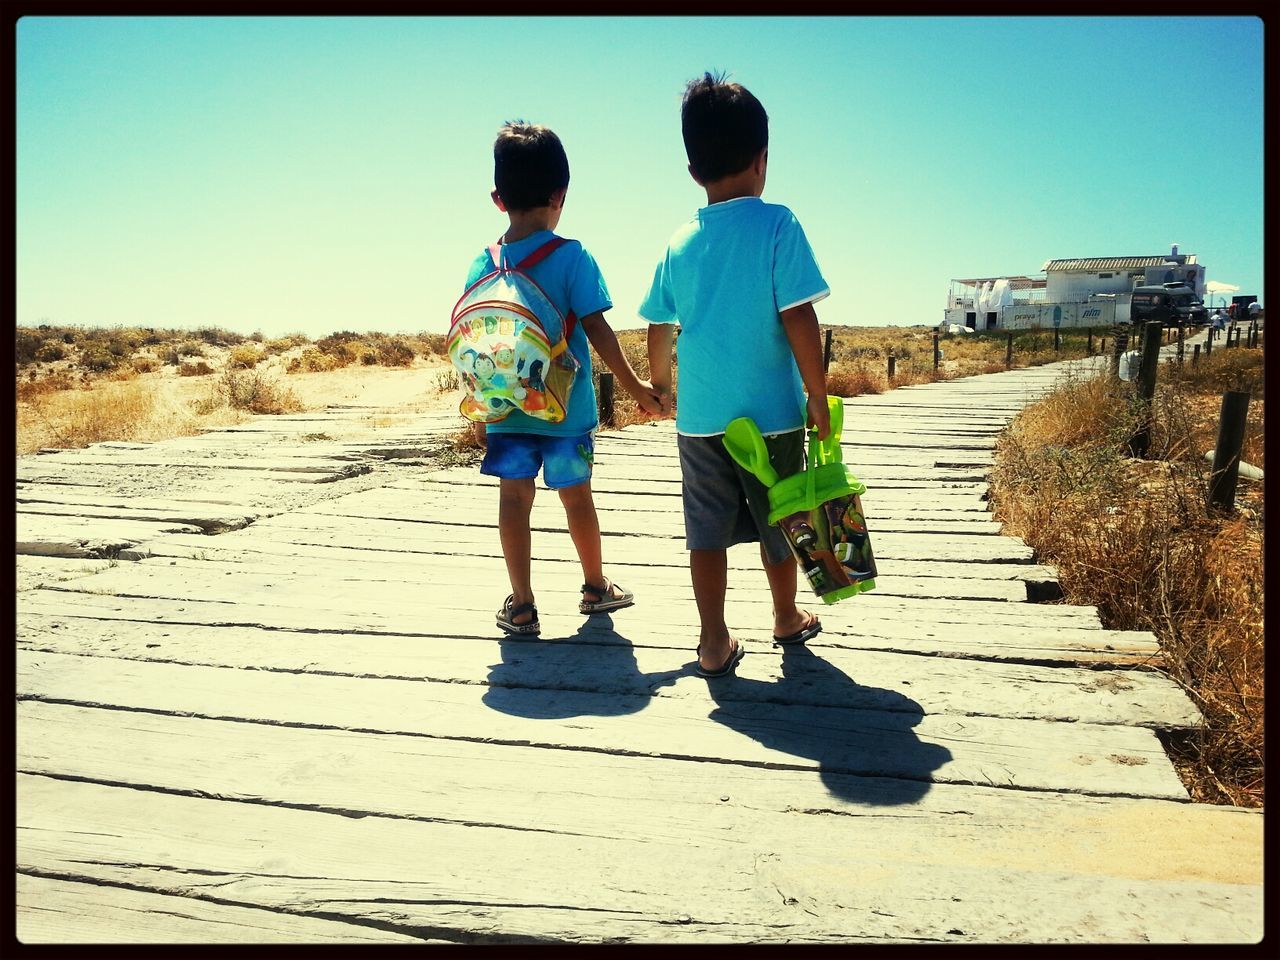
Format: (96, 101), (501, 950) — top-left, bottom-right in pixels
(1098, 273), (1113, 279)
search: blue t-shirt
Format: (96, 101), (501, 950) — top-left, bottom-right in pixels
(638, 197), (829, 436)
(463, 230), (611, 436)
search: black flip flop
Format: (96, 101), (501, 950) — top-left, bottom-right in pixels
(695, 639), (745, 678)
(773, 613), (822, 646)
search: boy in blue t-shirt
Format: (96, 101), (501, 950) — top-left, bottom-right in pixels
(640, 73), (831, 677)
(467, 122), (662, 635)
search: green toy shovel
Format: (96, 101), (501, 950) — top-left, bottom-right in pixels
(723, 417), (780, 487)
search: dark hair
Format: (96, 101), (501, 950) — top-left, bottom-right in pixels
(680, 71), (769, 183)
(493, 122), (570, 211)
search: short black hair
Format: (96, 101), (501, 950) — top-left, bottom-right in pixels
(493, 122), (570, 211)
(680, 71), (769, 183)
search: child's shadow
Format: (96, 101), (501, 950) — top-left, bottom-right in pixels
(705, 645), (952, 806)
(481, 615), (684, 719)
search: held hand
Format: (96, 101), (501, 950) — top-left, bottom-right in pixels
(631, 379), (665, 418)
(806, 394), (831, 440)
(656, 385), (674, 419)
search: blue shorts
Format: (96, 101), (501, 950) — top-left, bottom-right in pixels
(480, 431), (595, 489)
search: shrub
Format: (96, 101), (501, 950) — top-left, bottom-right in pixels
(826, 367), (883, 397)
(228, 344), (264, 369)
(78, 346), (120, 372)
(221, 369), (303, 414)
(177, 340), (206, 358)
(196, 326), (245, 347)
(377, 337), (415, 367)
(15, 329), (44, 365)
(286, 349), (345, 373)
(132, 356), (160, 373)
(35, 340), (67, 363)
(178, 361), (215, 376)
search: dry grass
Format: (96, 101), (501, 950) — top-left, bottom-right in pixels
(17, 377), (244, 452)
(989, 349), (1264, 806)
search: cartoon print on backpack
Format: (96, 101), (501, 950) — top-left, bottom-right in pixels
(447, 236), (581, 424)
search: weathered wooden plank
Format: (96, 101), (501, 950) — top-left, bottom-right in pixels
(24, 450), (372, 475)
(16, 776), (1260, 943)
(76, 547), (1030, 602)
(16, 650), (1190, 798)
(16, 590), (1149, 665)
(15, 556), (118, 592)
(135, 535), (1057, 588)
(30, 550), (1097, 630)
(16, 873), (428, 944)
(17, 700), (1255, 882)
(16, 514), (206, 558)
(15, 614), (1197, 728)
(254, 513), (1037, 563)
(16, 500), (256, 533)
(307, 492), (1008, 537)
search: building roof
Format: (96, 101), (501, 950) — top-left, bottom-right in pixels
(1042, 255), (1198, 273)
(950, 276), (1046, 288)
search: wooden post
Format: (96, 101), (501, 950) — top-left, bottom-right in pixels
(1100, 336), (1106, 355)
(822, 328), (833, 373)
(1005, 332), (1013, 369)
(1205, 334), (1212, 357)
(933, 332), (940, 371)
(1192, 343), (1200, 366)
(1053, 327), (1060, 352)
(1176, 322), (1185, 365)
(1127, 321), (1164, 458)
(1110, 331), (1128, 376)
(887, 353), (896, 380)
(598, 372), (615, 427)
(1087, 330), (1094, 354)
(1208, 391), (1251, 514)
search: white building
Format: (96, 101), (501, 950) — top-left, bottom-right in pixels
(944, 245), (1203, 330)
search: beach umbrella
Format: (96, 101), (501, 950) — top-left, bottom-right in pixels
(1205, 280), (1240, 308)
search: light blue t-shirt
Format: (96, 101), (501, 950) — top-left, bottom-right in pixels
(638, 197), (829, 436)
(463, 230), (611, 436)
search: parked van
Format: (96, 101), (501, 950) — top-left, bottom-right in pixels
(1129, 284), (1207, 325)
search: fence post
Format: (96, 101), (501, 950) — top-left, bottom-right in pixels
(1208, 391), (1251, 514)
(933, 332), (940, 371)
(822, 328), (833, 373)
(1100, 336), (1106, 355)
(1110, 331), (1128, 376)
(598, 371), (616, 427)
(887, 352), (896, 380)
(1053, 327), (1060, 352)
(1005, 332), (1013, 369)
(1192, 343), (1200, 365)
(1176, 322), (1185, 365)
(1205, 331), (1212, 357)
(1127, 321), (1164, 458)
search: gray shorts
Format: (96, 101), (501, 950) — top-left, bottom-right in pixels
(677, 429), (804, 564)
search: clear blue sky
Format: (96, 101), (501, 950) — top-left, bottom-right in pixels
(17, 15), (1265, 336)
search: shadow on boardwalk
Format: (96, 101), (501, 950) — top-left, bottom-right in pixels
(483, 623), (950, 807)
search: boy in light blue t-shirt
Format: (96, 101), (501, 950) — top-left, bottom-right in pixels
(641, 73), (831, 678)
(468, 122), (663, 635)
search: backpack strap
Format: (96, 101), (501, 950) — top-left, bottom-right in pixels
(490, 236), (580, 347)
(516, 236), (572, 270)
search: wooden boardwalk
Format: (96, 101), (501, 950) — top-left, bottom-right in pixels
(16, 351), (1263, 943)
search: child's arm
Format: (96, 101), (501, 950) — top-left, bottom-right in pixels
(780, 301), (831, 439)
(579, 311), (663, 416)
(646, 322), (676, 418)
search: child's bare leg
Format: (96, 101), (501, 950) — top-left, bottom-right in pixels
(498, 477), (536, 624)
(690, 548), (734, 669)
(557, 480), (605, 590)
(761, 544), (813, 637)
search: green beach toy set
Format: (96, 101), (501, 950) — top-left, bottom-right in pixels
(723, 396), (877, 605)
